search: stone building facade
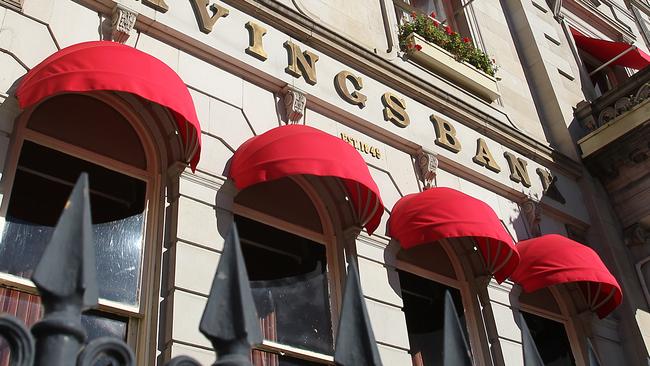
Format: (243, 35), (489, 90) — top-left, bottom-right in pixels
(0, 0), (649, 365)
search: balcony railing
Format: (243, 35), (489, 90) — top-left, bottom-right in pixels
(575, 66), (650, 157)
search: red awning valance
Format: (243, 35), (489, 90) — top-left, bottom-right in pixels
(228, 124), (384, 234)
(572, 29), (650, 70)
(511, 234), (622, 318)
(388, 187), (518, 283)
(16, 41), (201, 170)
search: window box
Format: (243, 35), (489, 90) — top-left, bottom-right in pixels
(405, 33), (500, 102)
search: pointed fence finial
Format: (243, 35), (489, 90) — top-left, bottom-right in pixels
(334, 261), (383, 366)
(199, 223), (262, 366)
(519, 312), (544, 366)
(443, 291), (472, 366)
(30, 173), (98, 366)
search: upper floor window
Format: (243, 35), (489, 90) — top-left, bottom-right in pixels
(394, 0), (471, 37)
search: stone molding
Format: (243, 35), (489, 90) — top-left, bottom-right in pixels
(415, 149), (437, 189)
(281, 85), (307, 124)
(521, 198), (542, 238)
(625, 223), (650, 247)
(112, 3), (138, 44)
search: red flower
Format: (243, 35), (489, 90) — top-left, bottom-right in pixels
(430, 11), (437, 19)
(445, 26), (453, 35)
(463, 37), (470, 43)
(415, 44), (423, 51)
(433, 20), (440, 27)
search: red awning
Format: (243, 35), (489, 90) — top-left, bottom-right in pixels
(572, 29), (650, 70)
(388, 187), (518, 283)
(511, 234), (622, 318)
(16, 41), (201, 170)
(228, 125), (384, 234)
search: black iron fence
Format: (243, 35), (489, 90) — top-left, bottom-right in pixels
(0, 174), (383, 366)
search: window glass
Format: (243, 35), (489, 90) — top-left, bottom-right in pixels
(0, 141), (146, 306)
(399, 270), (469, 366)
(396, 0), (471, 36)
(521, 312), (576, 366)
(236, 215), (334, 356)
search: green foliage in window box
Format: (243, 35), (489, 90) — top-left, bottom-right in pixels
(398, 12), (498, 77)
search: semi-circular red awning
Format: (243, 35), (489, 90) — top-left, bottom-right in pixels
(388, 187), (518, 283)
(511, 234), (622, 318)
(228, 124), (384, 234)
(16, 41), (201, 170)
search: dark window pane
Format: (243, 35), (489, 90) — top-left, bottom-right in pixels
(399, 270), (469, 366)
(236, 215), (334, 355)
(82, 310), (128, 341)
(522, 312), (576, 366)
(0, 141), (146, 306)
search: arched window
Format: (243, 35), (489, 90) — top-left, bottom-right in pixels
(396, 237), (490, 366)
(0, 92), (166, 364)
(518, 287), (581, 365)
(232, 175), (349, 365)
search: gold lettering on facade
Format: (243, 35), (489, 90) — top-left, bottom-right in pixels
(191, 0), (229, 34)
(334, 71), (367, 108)
(473, 138), (501, 173)
(536, 168), (554, 191)
(504, 152), (532, 187)
(245, 21), (268, 61)
(284, 41), (319, 85)
(340, 133), (381, 159)
(431, 115), (461, 153)
(381, 92), (410, 128)
(142, 0), (168, 12)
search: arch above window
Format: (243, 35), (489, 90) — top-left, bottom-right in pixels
(15, 41), (202, 170)
(228, 124), (384, 235)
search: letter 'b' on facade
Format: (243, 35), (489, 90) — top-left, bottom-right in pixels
(431, 115), (461, 153)
(381, 92), (410, 128)
(284, 41), (319, 85)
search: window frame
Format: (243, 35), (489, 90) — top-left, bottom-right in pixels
(232, 174), (347, 365)
(393, 0), (486, 50)
(0, 92), (165, 366)
(395, 238), (493, 366)
(516, 284), (590, 365)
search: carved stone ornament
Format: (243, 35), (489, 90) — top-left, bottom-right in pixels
(416, 150), (438, 189)
(282, 85), (307, 124)
(521, 198), (542, 237)
(593, 82), (650, 129)
(112, 4), (138, 44)
(625, 223), (650, 247)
